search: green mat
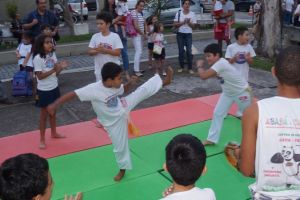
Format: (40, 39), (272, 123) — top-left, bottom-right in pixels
(130, 116), (242, 169)
(49, 145), (154, 200)
(161, 154), (254, 200)
(49, 116), (250, 200)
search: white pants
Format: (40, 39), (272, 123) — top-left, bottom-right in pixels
(132, 35), (142, 72)
(95, 72), (101, 82)
(207, 90), (252, 143)
(105, 74), (163, 169)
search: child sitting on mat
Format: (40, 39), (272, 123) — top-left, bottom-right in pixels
(161, 134), (216, 199)
(47, 62), (173, 182)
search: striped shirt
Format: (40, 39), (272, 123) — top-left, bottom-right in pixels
(131, 10), (145, 34)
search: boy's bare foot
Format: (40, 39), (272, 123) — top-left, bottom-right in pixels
(51, 133), (66, 139)
(39, 142), (46, 149)
(114, 169), (125, 182)
(203, 140), (215, 146)
(162, 66), (173, 86)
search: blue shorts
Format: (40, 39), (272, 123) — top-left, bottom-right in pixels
(36, 87), (60, 108)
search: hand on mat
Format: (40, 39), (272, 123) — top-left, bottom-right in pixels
(162, 184), (174, 197)
(65, 192), (82, 200)
(224, 142), (240, 170)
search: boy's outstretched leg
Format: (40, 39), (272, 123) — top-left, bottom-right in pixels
(114, 169), (126, 182)
(162, 66), (173, 86)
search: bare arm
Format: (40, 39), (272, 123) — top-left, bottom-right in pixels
(196, 60), (217, 80)
(22, 18), (39, 30)
(22, 52), (32, 66)
(35, 61), (68, 79)
(47, 91), (78, 116)
(239, 103), (258, 177)
(88, 47), (121, 57)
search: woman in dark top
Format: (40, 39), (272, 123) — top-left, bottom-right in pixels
(103, 0), (130, 80)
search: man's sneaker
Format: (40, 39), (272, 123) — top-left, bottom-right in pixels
(188, 70), (194, 74)
(177, 68), (183, 73)
(162, 71), (166, 76)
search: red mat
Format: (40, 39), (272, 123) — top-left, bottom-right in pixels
(0, 97), (217, 163)
(196, 94), (238, 115)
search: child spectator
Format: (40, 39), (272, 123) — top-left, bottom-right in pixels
(225, 26), (256, 82)
(16, 31), (34, 72)
(33, 34), (69, 149)
(146, 15), (158, 70)
(40, 24), (57, 47)
(161, 134), (216, 200)
(212, 0), (223, 32)
(115, 0), (129, 38)
(152, 22), (167, 76)
(88, 12), (123, 82)
(196, 43), (252, 146)
(47, 63), (173, 182)
(226, 46), (300, 199)
(0, 153), (82, 200)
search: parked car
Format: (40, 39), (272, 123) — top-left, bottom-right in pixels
(235, 0), (255, 11)
(68, 0), (89, 20)
(85, 0), (97, 11)
(200, 0), (213, 12)
(143, 0), (204, 27)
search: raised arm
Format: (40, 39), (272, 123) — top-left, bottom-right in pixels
(47, 91), (78, 116)
(196, 60), (217, 80)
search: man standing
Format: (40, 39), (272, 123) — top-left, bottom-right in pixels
(23, 0), (59, 38)
(214, 0), (235, 50)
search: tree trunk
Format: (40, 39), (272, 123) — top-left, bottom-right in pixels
(96, 0), (104, 12)
(261, 0), (282, 58)
(61, 0), (75, 35)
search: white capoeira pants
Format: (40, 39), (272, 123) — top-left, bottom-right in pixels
(105, 74), (163, 170)
(206, 89), (252, 144)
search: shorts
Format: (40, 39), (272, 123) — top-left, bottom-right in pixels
(214, 23), (230, 41)
(36, 87), (60, 108)
(148, 42), (154, 50)
(153, 48), (166, 60)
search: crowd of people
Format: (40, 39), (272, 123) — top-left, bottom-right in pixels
(0, 0), (300, 199)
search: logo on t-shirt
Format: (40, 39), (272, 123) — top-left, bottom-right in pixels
(45, 58), (55, 69)
(99, 42), (113, 50)
(236, 52), (246, 64)
(107, 96), (118, 108)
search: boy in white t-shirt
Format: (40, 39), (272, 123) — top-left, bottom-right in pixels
(161, 134), (216, 200)
(225, 26), (256, 117)
(88, 12), (123, 82)
(225, 46), (300, 200)
(196, 43), (252, 146)
(47, 62), (174, 182)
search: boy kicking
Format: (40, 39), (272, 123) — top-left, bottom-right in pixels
(47, 62), (173, 181)
(197, 43), (252, 145)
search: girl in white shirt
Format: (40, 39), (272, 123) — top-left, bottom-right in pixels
(33, 35), (69, 149)
(152, 22), (167, 75)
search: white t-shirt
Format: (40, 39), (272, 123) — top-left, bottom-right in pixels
(17, 43), (33, 67)
(75, 81), (125, 127)
(160, 187), (216, 200)
(88, 32), (123, 79)
(250, 97), (300, 199)
(219, 0), (235, 23)
(211, 58), (249, 96)
(174, 11), (197, 34)
(147, 24), (154, 43)
(33, 52), (58, 91)
(295, 4), (300, 22)
(153, 33), (165, 48)
(225, 42), (256, 81)
(214, 1), (223, 11)
(284, 0), (294, 12)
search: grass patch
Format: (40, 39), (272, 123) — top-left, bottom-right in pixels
(251, 56), (274, 71)
(57, 33), (93, 44)
(232, 22), (252, 28)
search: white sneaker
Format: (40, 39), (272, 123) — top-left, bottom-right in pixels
(177, 68), (183, 73)
(188, 70), (194, 74)
(134, 72), (143, 77)
(162, 71), (166, 76)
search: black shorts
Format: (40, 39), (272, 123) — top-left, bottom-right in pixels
(36, 87), (60, 108)
(153, 48), (166, 60)
(148, 42), (154, 50)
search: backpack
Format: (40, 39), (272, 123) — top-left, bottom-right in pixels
(12, 70), (32, 96)
(125, 11), (138, 37)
